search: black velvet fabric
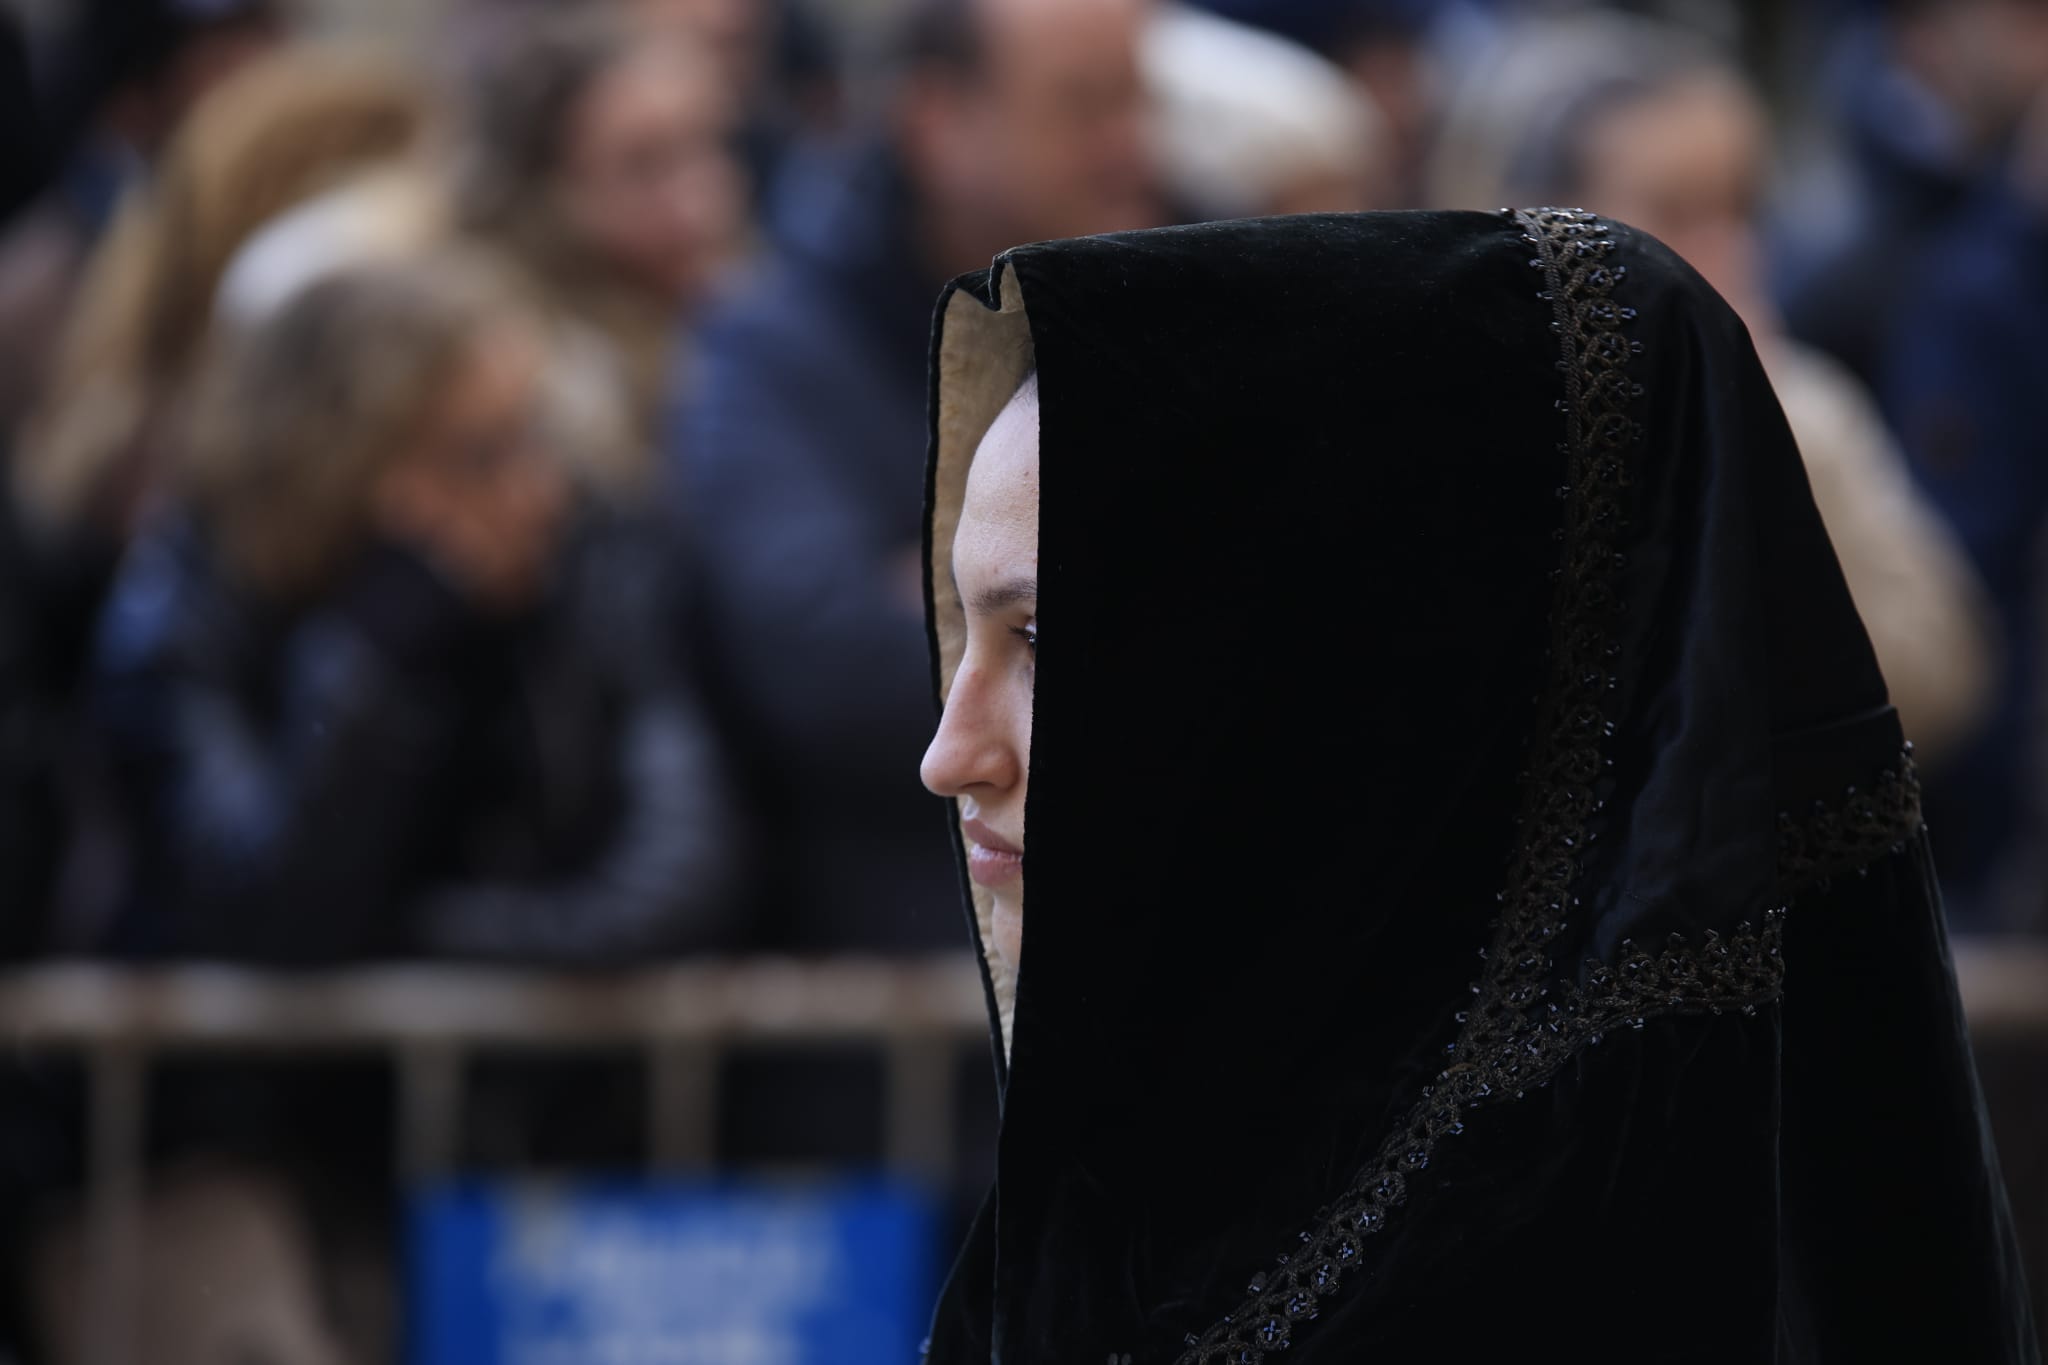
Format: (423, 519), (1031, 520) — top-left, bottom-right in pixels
(921, 210), (2038, 1363)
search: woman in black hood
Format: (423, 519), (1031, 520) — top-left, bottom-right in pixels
(918, 209), (2038, 1363)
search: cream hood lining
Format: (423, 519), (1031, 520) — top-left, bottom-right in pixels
(931, 265), (1034, 1055)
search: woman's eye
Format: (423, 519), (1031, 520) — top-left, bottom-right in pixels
(1010, 623), (1037, 657)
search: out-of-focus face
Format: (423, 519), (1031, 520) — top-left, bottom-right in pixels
(372, 324), (571, 610)
(1978, 0), (2048, 132)
(628, 0), (769, 102)
(1902, 0), (2048, 145)
(1576, 72), (1771, 330)
(914, 0), (1160, 255)
(921, 378), (1039, 977)
(557, 43), (744, 306)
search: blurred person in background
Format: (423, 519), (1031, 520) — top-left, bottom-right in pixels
(1145, 4), (1396, 219)
(670, 0), (1162, 959)
(92, 249), (736, 964)
(4, 45), (436, 957)
(212, 16), (753, 955)
(456, 7), (747, 488)
(1777, 0), (2048, 392)
(30, 238), (739, 1365)
(627, 0), (846, 213)
(60, 256), (737, 1359)
(1886, 77), (2048, 929)
(1430, 13), (1996, 788)
(440, 7), (756, 975)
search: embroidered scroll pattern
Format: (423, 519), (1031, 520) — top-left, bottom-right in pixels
(1174, 208), (1914, 1365)
(1776, 751), (1923, 897)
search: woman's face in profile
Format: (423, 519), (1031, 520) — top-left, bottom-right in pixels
(922, 377), (1040, 977)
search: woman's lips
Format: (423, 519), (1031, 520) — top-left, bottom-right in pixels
(961, 817), (1023, 888)
(967, 843), (1023, 887)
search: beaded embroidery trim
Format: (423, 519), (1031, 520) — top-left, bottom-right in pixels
(1777, 752), (1923, 896)
(1173, 208), (1915, 1364)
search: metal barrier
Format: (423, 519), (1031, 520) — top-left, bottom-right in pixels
(1, 941), (2043, 1365)
(0, 955), (991, 1365)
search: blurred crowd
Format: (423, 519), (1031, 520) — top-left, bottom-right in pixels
(2, 0), (2048, 1358)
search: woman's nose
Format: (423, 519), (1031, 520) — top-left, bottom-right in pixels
(920, 698), (974, 799)
(921, 668), (1017, 798)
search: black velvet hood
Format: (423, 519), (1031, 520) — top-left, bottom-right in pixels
(921, 209), (2038, 1364)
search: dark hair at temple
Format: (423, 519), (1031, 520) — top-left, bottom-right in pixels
(454, 9), (631, 232)
(890, 0), (987, 78)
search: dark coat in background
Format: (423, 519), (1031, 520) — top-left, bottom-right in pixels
(922, 210), (2037, 1362)
(0, 483), (110, 958)
(669, 140), (961, 955)
(1777, 21), (1984, 397)
(1886, 179), (2048, 929)
(87, 512), (736, 963)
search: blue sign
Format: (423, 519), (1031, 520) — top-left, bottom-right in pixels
(409, 1179), (941, 1365)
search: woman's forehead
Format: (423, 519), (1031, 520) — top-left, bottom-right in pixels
(958, 380), (1040, 555)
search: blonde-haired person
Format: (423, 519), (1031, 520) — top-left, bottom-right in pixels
(92, 249), (737, 961)
(17, 45), (437, 545)
(54, 253), (739, 1363)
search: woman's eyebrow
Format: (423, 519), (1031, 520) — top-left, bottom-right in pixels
(966, 576), (1038, 616)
